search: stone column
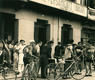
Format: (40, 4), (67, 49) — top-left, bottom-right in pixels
(76, 0), (81, 4)
(73, 26), (82, 44)
(18, 19), (35, 44)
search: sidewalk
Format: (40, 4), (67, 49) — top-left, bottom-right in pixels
(0, 71), (95, 80)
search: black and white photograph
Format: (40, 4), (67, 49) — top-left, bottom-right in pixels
(0, 0), (95, 80)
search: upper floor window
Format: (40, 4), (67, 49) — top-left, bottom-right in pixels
(87, 0), (95, 9)
(67, 0), (76, 2)
(80, 0), (87, 6)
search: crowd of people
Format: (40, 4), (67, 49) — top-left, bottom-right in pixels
(0, 39), (54, 78)
(54, 40), (95, 79)
(0, 39), (95, 79)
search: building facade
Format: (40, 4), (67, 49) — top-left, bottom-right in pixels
(0, 0), (95, 46)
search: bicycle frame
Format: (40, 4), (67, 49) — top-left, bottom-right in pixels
(55, 59), (75, 80)
(22, 55), (39, 80)
(55, 53), (85, 80)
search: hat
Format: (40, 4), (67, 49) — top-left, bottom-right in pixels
(30, 40), (35, 43)
(48, 41), (54, 44)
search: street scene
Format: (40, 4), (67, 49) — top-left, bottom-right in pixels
(0, 0), (95, 80)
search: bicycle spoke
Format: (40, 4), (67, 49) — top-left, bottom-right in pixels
(45, 63), (56, 80)
(70, 61), (86, 80)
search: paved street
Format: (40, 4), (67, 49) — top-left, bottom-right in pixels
(0, 71), (95, 80)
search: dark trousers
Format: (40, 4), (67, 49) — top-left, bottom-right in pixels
(64, 58), (72, 76)
(40, 55), (48, 78)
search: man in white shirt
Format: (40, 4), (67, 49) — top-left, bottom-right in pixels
(36, 41), (42, 57)
(18, 40), (26, 74)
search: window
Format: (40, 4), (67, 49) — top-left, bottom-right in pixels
(81, 28), (95, 41)
(80, 0), (87, 6)
(87, 0), (95, 8)
(67, 0), (76, 2)
(70, 0), (75, 2)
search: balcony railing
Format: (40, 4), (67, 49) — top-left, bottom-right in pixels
(29, 0), (87, 17)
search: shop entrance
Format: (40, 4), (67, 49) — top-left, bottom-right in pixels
(61, 24), (73, 46)
(34, 19), (50, 44)
(0, 13), (16, 41)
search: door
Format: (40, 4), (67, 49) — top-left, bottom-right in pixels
(61, 24), (73, 46)
(34, 19), (50, 44)
(0, 13), (15, 41)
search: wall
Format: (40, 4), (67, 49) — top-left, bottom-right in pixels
(59, 18), (82, 44)
(15, 9), (58, 45)
(15, 9), (82, 58)
(0, 7), (83, 58)
(0, 7), (87, 44)
(16, 9), (82, 44)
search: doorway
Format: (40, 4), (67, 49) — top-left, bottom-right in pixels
(34, 19), (50, 44)
(61, 24), (73, 46)
(0, 13), (16, 41)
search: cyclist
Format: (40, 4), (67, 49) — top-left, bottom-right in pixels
(22, 40), (39, 79)
(23, 40), (35, 66)
(85, 40), (95, 76)
(75, 42), (84, 73)
(64, 40), (74, 79)
(0, 41), (4, 65)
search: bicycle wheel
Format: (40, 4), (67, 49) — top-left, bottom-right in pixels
(55, 63), (64, 80)
(45, 63), (56, 80)
(30, 62), (37, 80)
(22, 65), (30, 80)
(70, 60), (86, 80)
(22, 62), (37, 80)
(2, 68), (17, 80)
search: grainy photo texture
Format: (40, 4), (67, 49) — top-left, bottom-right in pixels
(0, 0), (95, 80)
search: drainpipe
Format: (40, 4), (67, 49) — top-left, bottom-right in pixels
(86, 0), (89, 19)
(57, 16), (59, 42)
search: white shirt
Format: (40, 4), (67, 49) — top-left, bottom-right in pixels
(64, 44), (73, 59)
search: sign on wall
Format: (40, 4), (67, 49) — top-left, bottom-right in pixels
(30, 0), (87, 17)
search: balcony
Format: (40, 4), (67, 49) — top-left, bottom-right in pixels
(88, 7), (95, 21)
(29, 0), (87, 17)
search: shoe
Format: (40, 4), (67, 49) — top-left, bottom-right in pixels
(62, 76), (71, 79)
(85, 74), (89, 77)
(88, 74), (92, 76)
(62, 76), (68, 79)
(15, 71), (20, 75)
(75, 72), (82, 75)
(41, 76), (46, 79)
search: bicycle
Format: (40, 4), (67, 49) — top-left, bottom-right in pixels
(22, 55), (39, 80)
(0, 62), (18, 80)
(45, 54), (86, 80)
